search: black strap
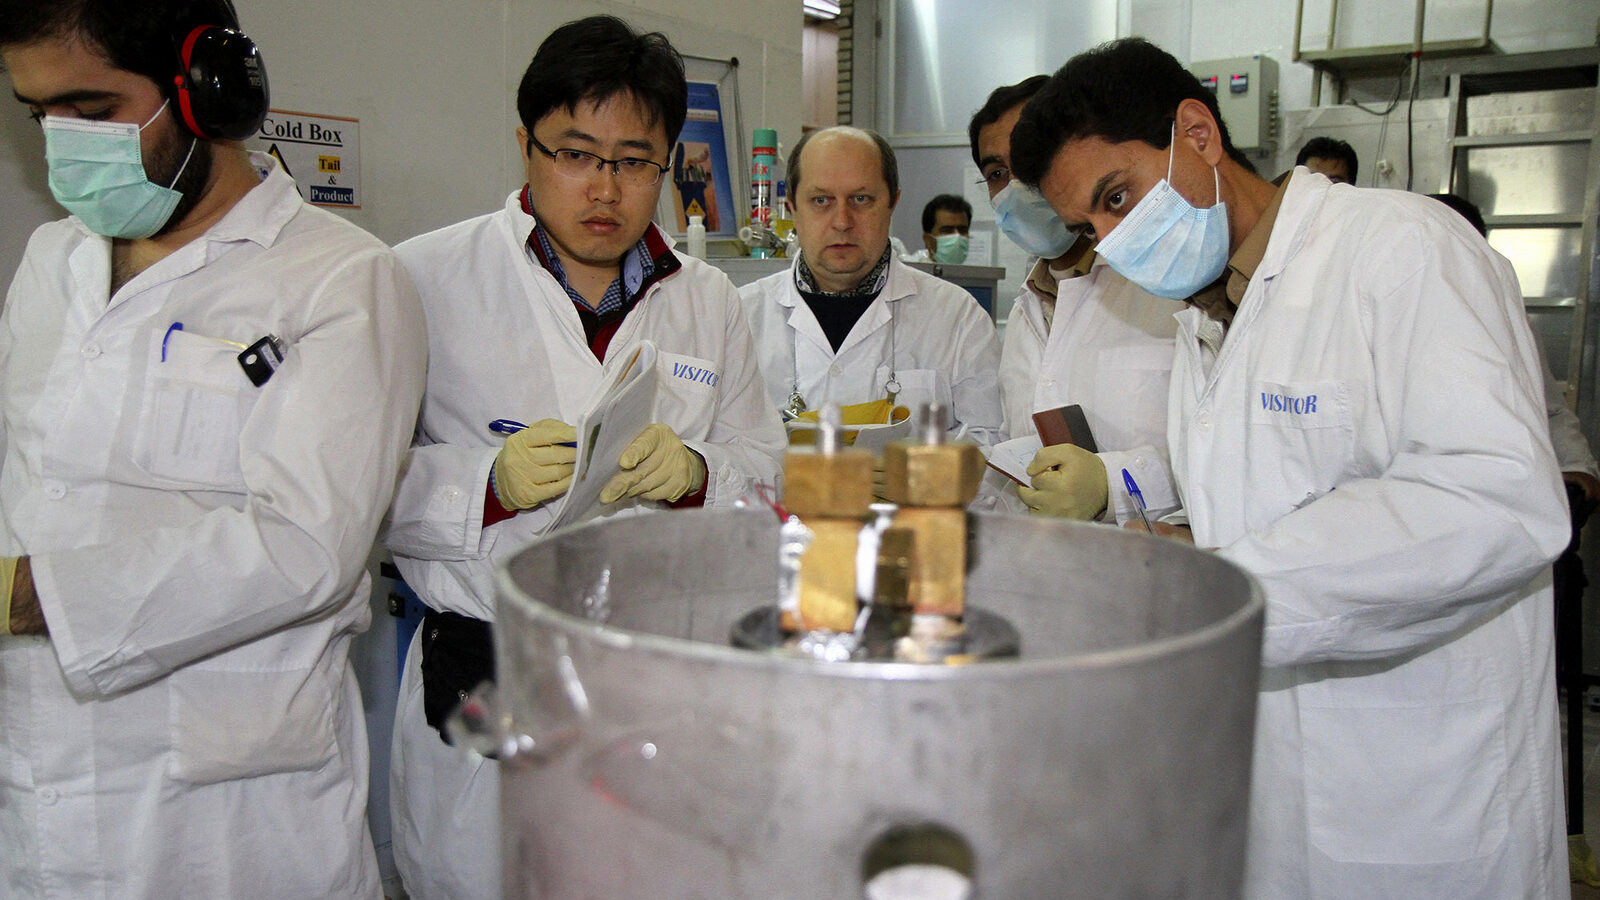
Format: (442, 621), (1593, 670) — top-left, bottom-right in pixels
(418, 609), (494, 745)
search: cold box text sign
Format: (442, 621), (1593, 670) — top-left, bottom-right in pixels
(247, 109), (361, 209)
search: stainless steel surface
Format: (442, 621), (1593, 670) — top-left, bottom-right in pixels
(494, 508), (1264, 899)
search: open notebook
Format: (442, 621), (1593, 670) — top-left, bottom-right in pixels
(545, 340), (658, 528)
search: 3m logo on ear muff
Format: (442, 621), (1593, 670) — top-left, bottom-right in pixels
(173, 24), (270, 141)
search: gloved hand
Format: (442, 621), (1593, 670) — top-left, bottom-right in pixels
(600, 423), (707, 503)
(1018, 443), (1108, 520)
(491, 419), (577, 510)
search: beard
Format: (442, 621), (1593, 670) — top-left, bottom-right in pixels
(144, 112), (215, 237)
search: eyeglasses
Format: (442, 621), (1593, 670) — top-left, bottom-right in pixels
(528, 133), (669, 187)
(976, 166), (1012, 189)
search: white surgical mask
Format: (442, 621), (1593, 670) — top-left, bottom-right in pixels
(991, 180), (1075, 259)
(932, 232), (969, 264)
(1092, 126), (1229, 301)
(43, 100), (195, 240)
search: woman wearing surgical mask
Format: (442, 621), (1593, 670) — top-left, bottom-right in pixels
(969, 76), (1183, 528)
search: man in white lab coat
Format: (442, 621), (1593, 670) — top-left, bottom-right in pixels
(1012, 38), (1570, 899)
(739, 126), (1003, 448)
(0, 1), (427, 897)
(383, 16), (785, 900)
(970, 75), (1182, 524)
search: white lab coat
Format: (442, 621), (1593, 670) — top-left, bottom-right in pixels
(384, 191), (785, 900)
(738, 255), (1004, 447)
(998, 256), (1182, 523)
(1540, 342), (1599, 479)
(0, 155), (426, 899)
(1169, 170), (1569, 898)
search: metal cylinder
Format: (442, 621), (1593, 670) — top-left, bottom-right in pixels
(494, 508), (1263, 898)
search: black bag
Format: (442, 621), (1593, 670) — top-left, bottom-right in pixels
(418, 609), (495, 745)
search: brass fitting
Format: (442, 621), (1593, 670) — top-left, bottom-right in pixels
(780, 407), (875, 632)
(783, 449), (874, 518)
(880, 404), (977, 618)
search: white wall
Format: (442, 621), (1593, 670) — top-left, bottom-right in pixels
(0, 0), (803, 276)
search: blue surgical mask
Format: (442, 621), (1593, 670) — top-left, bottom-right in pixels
(43, 101), (195, 239)
(991, 180), (1075, 259)
(1093, 129), (1230, 301)
(932, 232), (970, 264)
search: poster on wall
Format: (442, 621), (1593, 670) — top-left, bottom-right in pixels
(664, 82), (736, 237)
(246, 109), (361, 209)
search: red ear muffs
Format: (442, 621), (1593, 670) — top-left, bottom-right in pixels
(172, 24), (269, 141)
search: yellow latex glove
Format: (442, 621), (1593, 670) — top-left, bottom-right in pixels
(1018, 443), (1108, 520)
(491, 419), (577, 510)
(600, 423), (707, 503)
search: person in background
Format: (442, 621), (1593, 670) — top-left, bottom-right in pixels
(739, 125), (1003, 448)
(919, 193), (972, 263)
(970, 75), (1181, 523)
(382, 16), (784, 900)
(1012, 37), (1568, 898)
(1295, 135), (1359, 185)
(0, 0), (427, 896)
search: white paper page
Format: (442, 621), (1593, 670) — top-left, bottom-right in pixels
(784, 410), (914, 454)
(985, 433), (1042, 486)
(547, 341), (659, 528)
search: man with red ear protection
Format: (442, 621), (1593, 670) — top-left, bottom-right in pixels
(0, 1), (426, 897)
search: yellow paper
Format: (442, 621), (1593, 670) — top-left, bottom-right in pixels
(788, 399), (909, 446)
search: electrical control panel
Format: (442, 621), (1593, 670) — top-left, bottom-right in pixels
(1191, 55), (1280, 157)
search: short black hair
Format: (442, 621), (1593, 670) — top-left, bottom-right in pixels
(921, 194), (971, 233)
(0, 0), (242, 88)
(516, 16), (687, 147)
(1296, 136), (1359, 182)
(1427, 193), (1487, 236)
(968, 75), (1049, 167)
(786, 127), (900, 202)
(1010, 38), (1250, 189)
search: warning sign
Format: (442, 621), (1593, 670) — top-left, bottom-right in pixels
(247, 109), (360, 209)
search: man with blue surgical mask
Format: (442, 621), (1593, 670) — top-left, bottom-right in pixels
(970, 75), (1181, 524)
(1011, 38), (1569, 898)
(0, 1), (427, 897)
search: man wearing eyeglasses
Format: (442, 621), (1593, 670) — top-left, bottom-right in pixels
(970, 76), (1182, 524)
(381, 15), (784, 900)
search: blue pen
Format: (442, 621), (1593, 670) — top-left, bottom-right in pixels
(488, 418), (527, 436)
(161, 321), (184, 361)
(488, 418), (577, 447)
(1122, 468), (1154, 534)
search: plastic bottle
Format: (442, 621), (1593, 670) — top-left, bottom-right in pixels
(749, 128), (779, 258)
(685, 214), (707, 259)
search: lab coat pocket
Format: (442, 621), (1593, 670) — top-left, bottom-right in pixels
(168, 664), (338, 785)
(1299, 654), (1509, 864)
(1093, 344), (1173, 445)
(1246, 380), (1353, 506)
(134, 328), (252, 488)
(654, 351), (719, 439)
(876, 367), (950, 417)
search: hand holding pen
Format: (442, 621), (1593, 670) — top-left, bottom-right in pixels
(1121, 468), (1195, 544)
(490, 418), (578, 510)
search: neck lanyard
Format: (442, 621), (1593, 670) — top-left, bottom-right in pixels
(784, 298), (898, 418)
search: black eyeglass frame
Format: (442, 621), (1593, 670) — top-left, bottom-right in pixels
(527, 133), (670, 186)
